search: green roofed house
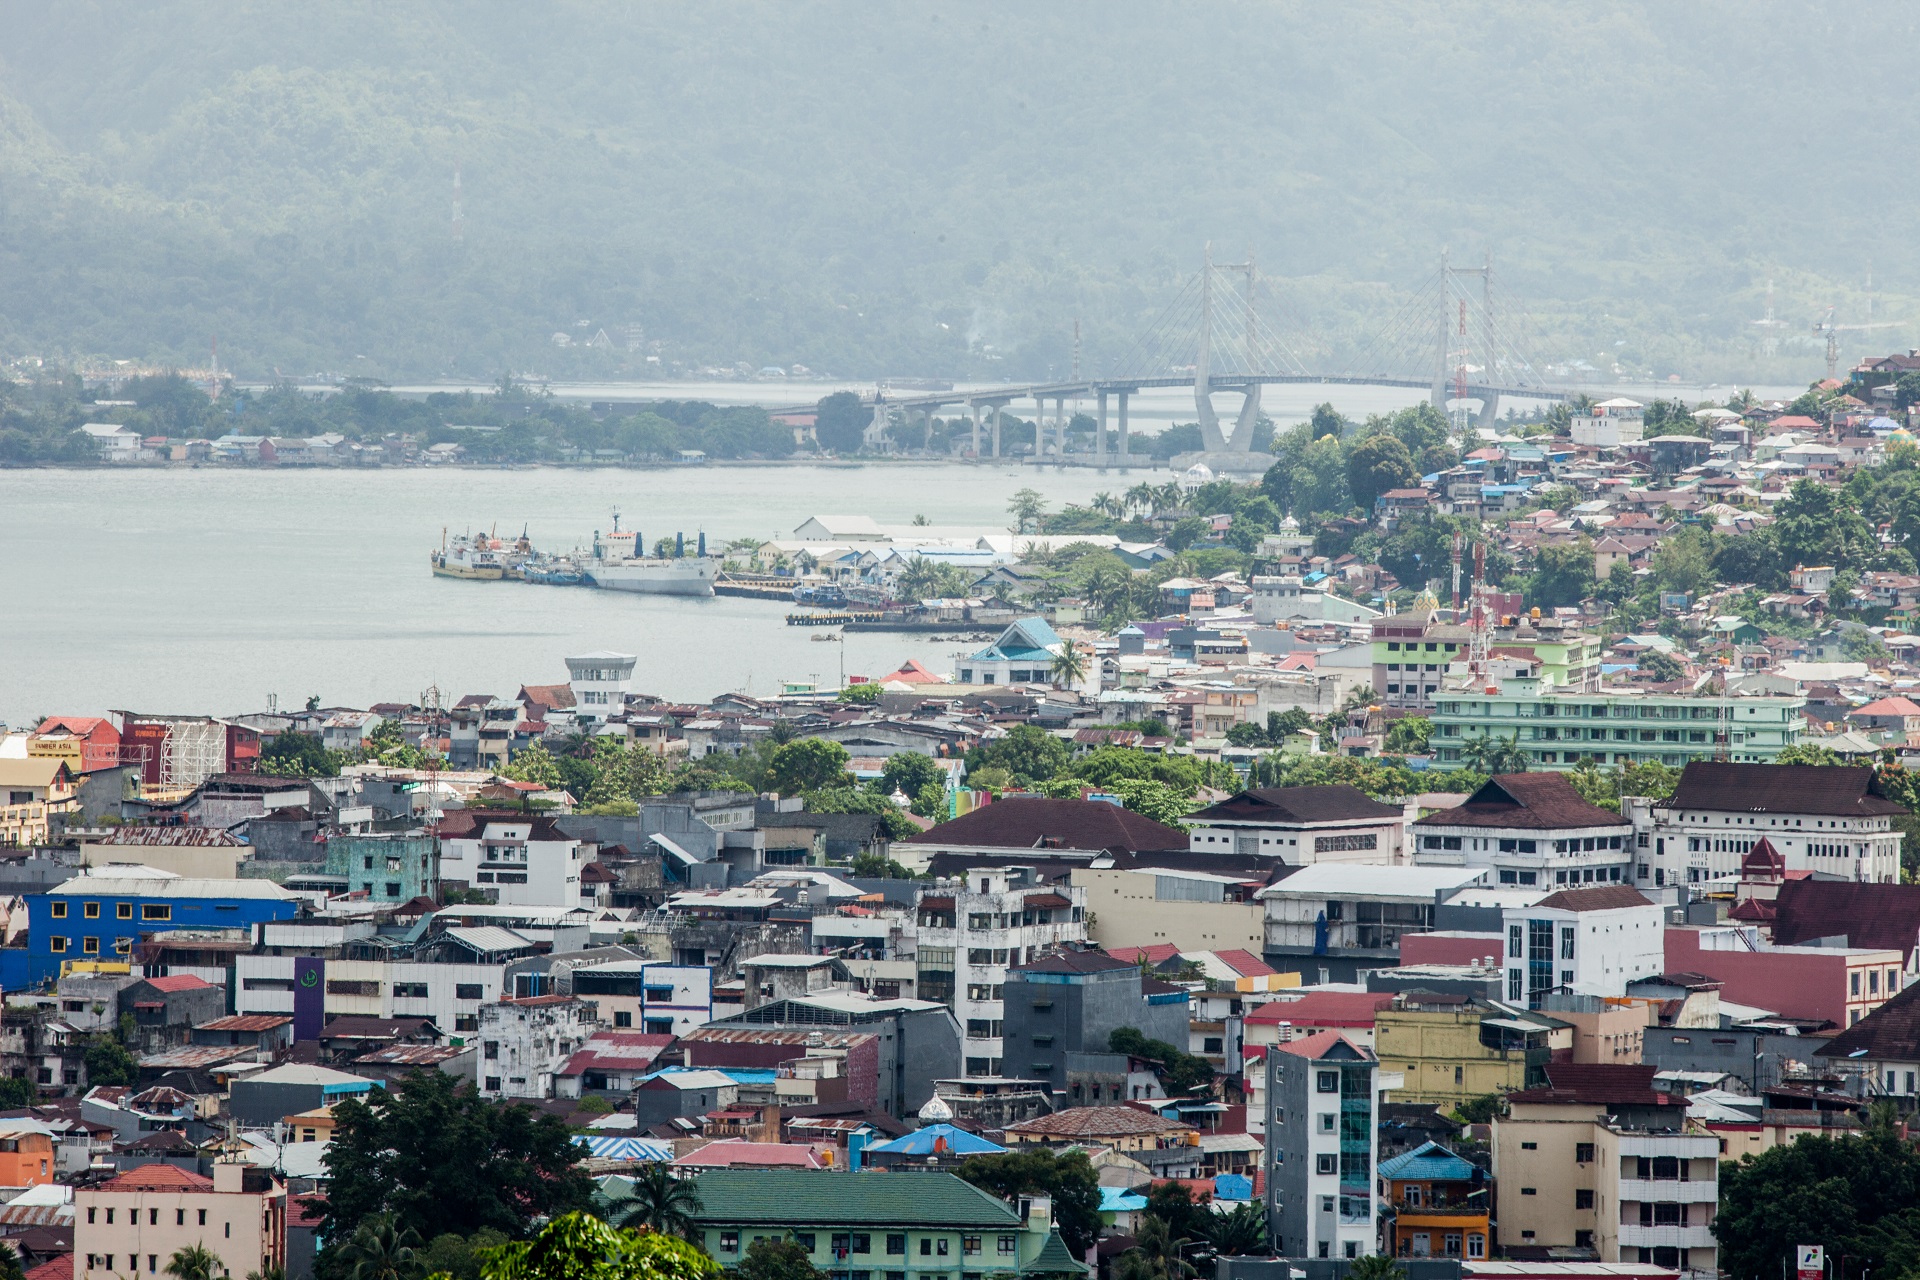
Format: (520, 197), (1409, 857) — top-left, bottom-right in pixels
(669, 1168), (1087, 1279)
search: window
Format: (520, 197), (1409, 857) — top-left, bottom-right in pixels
(1561, 926), (1575, 960)
(614, 1011), (633, 1028)
(83, 902), (99, 919)
(886, 1236), (905, 1256)
(919, 1241), (932, 1258)
(962, 1237), (980, 1256)
(1520, 1141), (1537, 1150)
(1576, 1142), (1595, 1163)
(86, 1209), (95, 1224)
(998, 1237), (1017, 1255)
(149, 1209), (159, 1225)
(1319, 1113), (1335, 1133)
(1316, 1154), (1336, 1174)
(117, 902), (132, 919)
(719, 1234), (739, 1253)
(49, 937), (65, 954)
(850, 1235), (870, 1256)
(483, 1042), (500, 1060)
(49, 902), (65, 919)
(1316, 1070), (1338, 1093)
(82, 937), (99, 955)
(198, 1210), (206, 1226)
(486, 1076), (502, 1091)
(141, 904), (171, 921)
(1521, 1187), (1537, 1196)
(106, 1209), (114, 1225)
(455, 1015), (478, 1032)
(1575, 1190), (1594, 1210)
(392, 983), (429, 999)
(455, 984), (485, 1000)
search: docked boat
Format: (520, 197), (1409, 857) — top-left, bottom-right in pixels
(430, 532), (506, 580)
(581, 515), (717, 597)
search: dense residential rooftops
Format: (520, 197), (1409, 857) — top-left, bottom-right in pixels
(1186, 784), (1402, 825)
(1005, 1106), (1191, 1139)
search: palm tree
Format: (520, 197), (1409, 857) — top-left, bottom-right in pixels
(246, 1266), (286, 1280)
(1200, 1202), (1268, 1258)
(1347, 1256), (1407, 1280)
(164, 1246), (221, 1280)
(613, 1162), (703, 1238)
(1050, 644), (1088, 690)
(1125, 482), (1157, 516)
(1092, 492), (1119, 520)
(1156, 482), (1184, 514)
(1131, 1214), (1196, 1280)
(335, 1216), (421, 1280)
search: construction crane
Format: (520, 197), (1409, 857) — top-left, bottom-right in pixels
(1813, 305), (1900, 381)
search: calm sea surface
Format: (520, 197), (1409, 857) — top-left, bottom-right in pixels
(0, 464), (1133, 725)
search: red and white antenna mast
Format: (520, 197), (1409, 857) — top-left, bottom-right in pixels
(1468, 541), (1492, 680)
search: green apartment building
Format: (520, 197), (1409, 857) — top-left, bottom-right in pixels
(663, 1169), (1087, 1280)
(1428, 675), (1805, 771)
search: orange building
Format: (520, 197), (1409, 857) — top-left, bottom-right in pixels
(1379, 1141), (1489, 1261)
(0, 1125), (57, 1188)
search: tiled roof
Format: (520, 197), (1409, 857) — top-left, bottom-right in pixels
(1269, 1030), (1372, 1062)
(97, 1164), (215, 1191)
(686, 1169), (1021, 1227)
(1657, 762), (1905, 817)
(1507, 1062), (1677, 1107)
(1852, 697), (1920, 717)
(1816, 979), (1920, 1061)
(1105, 944), (1181, 966)
(1243, 992), (1395, 1028)
(1014, 951), (1135, 977)
(25, 1256), (72, 1280)
(1413, 773), (1625, 832)
(1530, 885), (1653, 913)
(674, 1140), (824, 1169)
(1005, 1106), (1190, 1139)
(1771, 880), (1920, 961)
(1188, 785), (1402, 826)
(904, 797), (1187, 854)
(139, 976), (213, 994)
(196, 1015), (292, 1033)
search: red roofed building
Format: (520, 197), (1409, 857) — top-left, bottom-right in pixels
(30, 717), (121, 773)
(77, 1162), (286, 1280)
(1244, 991), (1395, 1049)
(672, 1139), (825, 1169)
(556, 1032), (676, 1097)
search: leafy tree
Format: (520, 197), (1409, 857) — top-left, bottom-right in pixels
(164, 1244), (224, 1280)
(488, 1213), (717, 1280)
(1639, 650), (1685, 682)
(1383, 716), (1431, 754)
(765, 738), (852, 795)
(1775, 743), (1844, 766)
(1122, 1214), (1196, 1280)
(500, 741), (563, 789)
(1895, 372), (1920, 411)
(1449, 1093), (1509, 1125)
(965, 725), (1070, 785)
(1102, 778), (1194, 827)
(800, 787), (918, 841)
(1843, 628), (1891, 665)
(955, 1149), (1103, 1256)
(1773, 478), (1877, 574)
(259, 731), (343, 778)
(728, 1238), (823, 1280)
(1110, 1026), (1214, 1096)
(316, 1070), (593, 1245)
(1715, 1126), (1920, 1280)
(0, 1079), (34, 1109)
(84, 1038), (137, 1087)
(837, 682), (881, 704)
(813, 391), (868, 453)
(1527, 538), (1597, 610)
(1345, 433), (1417, 510)
(1308, 403), (1348, 439)
(850, 852), (917, 879)
(879, 752), (942, 799)
(1165, 515), (1210, 551)
(1009, 488), (1048, 533)
(1460, 732), (1528, 775)
(1652, 530), (1714, 596)
(414, 1231), (510, 1280)
(611, 1163), (703, 1238)
(1142, 1182), (1212, 1250)
(1050, 644), (1088, 689)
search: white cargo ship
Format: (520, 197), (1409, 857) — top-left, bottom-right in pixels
(582, 517), (717, 597)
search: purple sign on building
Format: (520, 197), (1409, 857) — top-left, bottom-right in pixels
(294, 955), (325, 1042)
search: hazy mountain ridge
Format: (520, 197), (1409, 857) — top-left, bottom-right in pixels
(0, 0), (1913, 382)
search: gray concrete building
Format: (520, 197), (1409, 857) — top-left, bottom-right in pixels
(699, 992), (961, 1117)
(999, 949), (1189, 1104)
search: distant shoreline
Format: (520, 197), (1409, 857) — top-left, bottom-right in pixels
(0, 456), (1178, 474)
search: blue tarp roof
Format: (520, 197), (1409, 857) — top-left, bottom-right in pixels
(582, 1137), (675, 1163)
(1212, 1173), (1254, 1201)
(1100, 1188), (1148, 1213)
(1377, 1141), (1478, 1183)
(866, 1123), (1007, 1157)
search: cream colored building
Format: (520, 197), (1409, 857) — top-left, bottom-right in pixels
(1071, 864), (1266, 954)
(0, 757), (79, 847)
(77, 1160), (287, 1280)
(1494, 1064), (1717, 1279)
(81, 828), (252, 879)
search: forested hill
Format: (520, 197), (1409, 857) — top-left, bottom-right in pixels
(1, 1), (1915, 383)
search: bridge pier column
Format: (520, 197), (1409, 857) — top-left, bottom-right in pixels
(1097, 390), (1109, 471)
(1033, 394), (1048, 459)
(1475, 390), (1502, 433)
(1056, 396), (1068, 466)
(992, 405), (1003, 458)
(1117, 390), (1130, 469)
(970, 404), (982, 458)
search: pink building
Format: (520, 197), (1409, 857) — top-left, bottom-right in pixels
(1400, 931), (1505, 968)
(1666, 927), (1903, 1028)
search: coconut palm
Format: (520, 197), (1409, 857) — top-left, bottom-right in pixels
(164, 1245), (222, 1280)
(335, 1216), (421, 1280)
(1201, 1202), (1268, 1258)
(613, 1162), (704, 1238)
(1050, 644), (1089, 690)
(1092, 492), (1121, 520)
(1125, 482), (1158, 516)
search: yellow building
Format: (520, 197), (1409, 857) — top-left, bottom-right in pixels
(1372, 992), (1568, 1107)
(0, 758), (78, 847)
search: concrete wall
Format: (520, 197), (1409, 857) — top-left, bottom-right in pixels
(1002, 968), (1187, 1101)
(1072, 868), (1264, 953)
(1665, 929), (1902, 1027)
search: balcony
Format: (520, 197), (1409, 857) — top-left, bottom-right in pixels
(1618, 1179), (1718, 1203)
(1611, 1134), (1719, 1160)
(1616, 1223), (1717, 1251)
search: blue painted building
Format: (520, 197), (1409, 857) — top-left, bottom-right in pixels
(24, 873), (299, 984)
(955, 617), (1063, 686)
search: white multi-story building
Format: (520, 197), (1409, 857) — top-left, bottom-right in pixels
(565, 651), (636, 722)
(1185, 785), (1408, 865)
(1263, 1031), (1380, 1261)
(236, 953), (519, 1037)
(1412, 773), (1635, 890)
(1502, 885), (1665, 1009)
(568, 961), (713, 1035)
(476, 994), (600, 1099)
(1258, 864), (1489, 983)
(1570, 398), (1645, 448)
(913, 869), (1087, 1077)
(1636, 761), (1904, 888)
(437, 815), (584, 908)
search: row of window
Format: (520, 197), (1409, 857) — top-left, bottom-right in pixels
(48, 936), (129, 956)
(87, 1207), (210, 1226)
(710, 1233), (1017, 1258)
(50, 902), (168, 921)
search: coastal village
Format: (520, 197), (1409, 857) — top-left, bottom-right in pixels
(14, 366), (1920, 1280)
